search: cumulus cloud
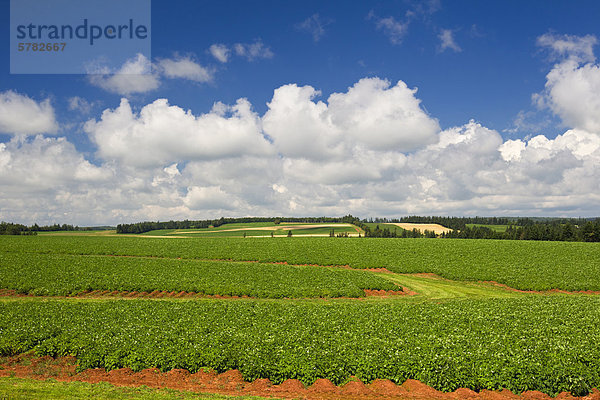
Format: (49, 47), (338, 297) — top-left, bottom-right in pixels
(0, 135), (111, 191)
(157, 56), (213, 83)
(87, 54), (160, 95)
(263, 77), (440, 163)
(537, 33), (597, 63)
(439, 29), (461, 52)
(535, 33), (600, 134)
(209, 44), (230, 63)
(3, 66), (600, 225)
(183, 186), (238, 210)
(84, 97), (274, 168)
(234, 40), (274, 61)
(0, 91), (57, 135)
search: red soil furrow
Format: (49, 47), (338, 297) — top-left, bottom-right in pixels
(0, 288), (407, 299)
(1, 355), (598, 400)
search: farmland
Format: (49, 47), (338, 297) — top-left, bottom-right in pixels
(1, 234), (600, 398)
(2, 297), (600, 396)
(140, 222), (362, 237)
(0, 253), (398, 298)
(2, 235), (599, 291)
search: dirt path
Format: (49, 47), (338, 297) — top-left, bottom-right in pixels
(1, 354), (596, 400)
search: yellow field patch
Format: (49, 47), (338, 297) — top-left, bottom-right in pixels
(390, 223), (452, 235)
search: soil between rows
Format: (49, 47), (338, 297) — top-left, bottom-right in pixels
(0, 288), (408, 299)
(0, 354), (598, 400)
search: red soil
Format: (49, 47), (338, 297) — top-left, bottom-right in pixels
(0, 287), (408, 299)
(364, 289), (408, 297)
(1, 354), (598, 400)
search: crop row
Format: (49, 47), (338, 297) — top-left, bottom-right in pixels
(2, 236), (599, 291)
(0, 253), (397, 298)
(1, 297), (599, 396)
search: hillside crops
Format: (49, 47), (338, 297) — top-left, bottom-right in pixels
(2, 236), (599, 291)
(1, 297), (599, 396)
(0, 253), (397, 298)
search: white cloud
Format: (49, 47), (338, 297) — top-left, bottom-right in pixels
(296, 14), (331, 42)
(209, 44), (230, 63)
(439, 29), (461, 52)
(234, 40), (274, 61)
(157, 56), (213, 83)
(183, 186), (238, 210)
(538, 60), (600, 133)
(3, 68), (600, 225)
(369, 13), (409, 45)
(537, 33), (597, 63)
(535, 34), (600, 134)
(84, 97), (274, 168)
(0, 91), (57, 135)
(263, 77), (440, 164)
(0, 135), (111, 191)
(87, 54), (160, 96)
(68, 96), (93, 114)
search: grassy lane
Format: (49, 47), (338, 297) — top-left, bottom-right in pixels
(0, 377), (273, 400)
(374, 273), (523, 300)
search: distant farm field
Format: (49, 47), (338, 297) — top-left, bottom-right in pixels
(466, 223), (510, 232)
(2, 235), (599, 291)
(141, 222), (361, 237)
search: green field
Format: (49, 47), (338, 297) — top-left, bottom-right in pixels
(2, 236), (599, 291)
(137, 222), (361, 237)
(466, 224), (510, 232)
(1, 234), (600, 397)
(1, 297), (599, 396)
(0, 253), (397, 298)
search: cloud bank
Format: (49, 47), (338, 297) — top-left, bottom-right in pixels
(2, 37), (600, 224)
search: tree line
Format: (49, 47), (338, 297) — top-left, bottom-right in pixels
(0, 222), (108, 235)
(440, 221), (600, 242)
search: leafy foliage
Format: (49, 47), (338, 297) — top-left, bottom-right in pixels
(1, 297), (599, 396)
(0, 253), (396, 298)
(2, 236), (599, 291)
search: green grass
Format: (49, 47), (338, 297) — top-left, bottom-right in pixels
(0, 377), (273, 399)
(0, 253), (397, 298)
(1, 297), (599, 396)
(155, 222), (360, 237)
(466, 224), (509, 232)
(2, 236), (599, 291)
(375, 273), (521, 299)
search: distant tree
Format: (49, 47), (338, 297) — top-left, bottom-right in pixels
(287, 230), (292, 237)
(274, 219), (281, 225)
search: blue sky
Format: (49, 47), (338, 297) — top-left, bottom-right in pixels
(1, 0), (600, 225)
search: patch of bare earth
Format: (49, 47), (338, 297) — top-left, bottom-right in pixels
(390, 223), (453, 235)
(1, 355), (598, 400)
